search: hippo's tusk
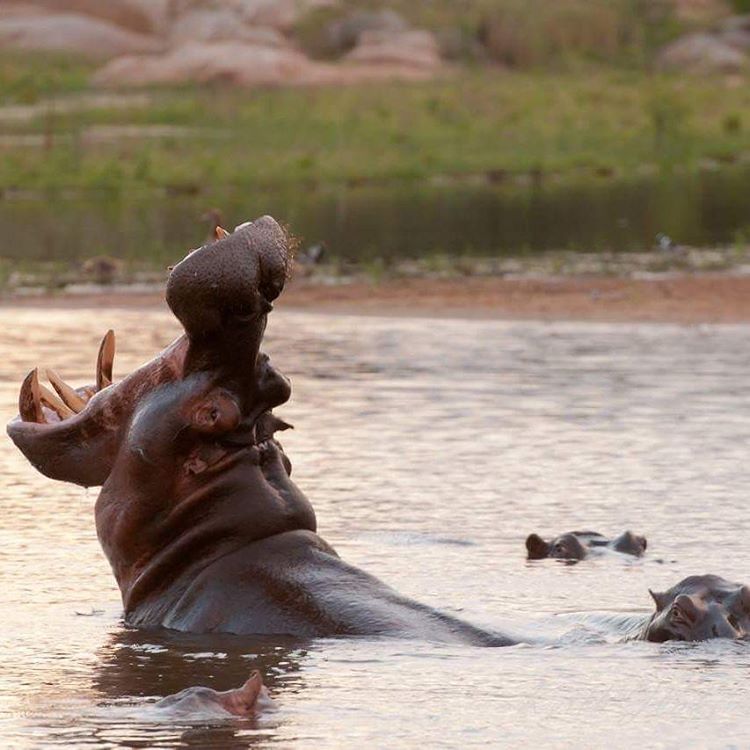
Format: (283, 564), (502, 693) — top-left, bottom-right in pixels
(19, 368), (45, 423)
(96, 329), (115, 390)
(215, 226), (230, 240)
(46, 369), (86, 413)
(37, 379), (75, 419)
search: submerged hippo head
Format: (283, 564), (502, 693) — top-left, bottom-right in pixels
(526, 530), (646, 561)
(7, 216), (314, 621)
(526, 532), (587, 561)
(643, 575), (750, 642)
(156, 671), (272, 718)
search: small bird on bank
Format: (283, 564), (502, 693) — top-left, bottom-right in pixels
(655, 232), (681, 253)
(297, 241), (326, 265)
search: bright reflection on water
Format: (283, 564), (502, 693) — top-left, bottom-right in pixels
(1, 308), (749, 748)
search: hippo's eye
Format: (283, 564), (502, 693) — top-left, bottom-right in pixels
(210, 409), (219, 421)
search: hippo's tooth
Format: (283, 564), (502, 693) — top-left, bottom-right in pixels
(96, 329), (115, 390)
(19, 368), (45, 423)
(36, 378), (75, 419)
(46, 369), (86, 413)
(215, 226), (230, 240)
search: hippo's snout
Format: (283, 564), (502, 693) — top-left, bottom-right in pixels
(166, 215), (291, 341)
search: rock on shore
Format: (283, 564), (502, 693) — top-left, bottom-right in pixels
(0, 11), (163, 60)
(1, 0), (444, 86)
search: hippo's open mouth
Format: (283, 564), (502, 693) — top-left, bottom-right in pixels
(7, 215), (292, 487)
(17, 329), (119, 425)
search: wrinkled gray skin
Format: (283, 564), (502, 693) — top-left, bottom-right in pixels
(155, 671), (273, 718)
(526, 530), (647, 561)
(639, 575), (750, 642)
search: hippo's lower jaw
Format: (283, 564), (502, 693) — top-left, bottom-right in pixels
(7, 332), (189, 487)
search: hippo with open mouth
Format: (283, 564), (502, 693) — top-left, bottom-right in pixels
(7, 217), (746, 647)
(7, 216), (509, 645)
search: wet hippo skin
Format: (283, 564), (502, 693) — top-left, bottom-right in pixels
(526, 530), (647, 561)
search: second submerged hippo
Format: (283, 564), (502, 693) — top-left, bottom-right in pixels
(155, 671), (272, 718)
(526, 530), (647, 561)
(640, 575), (750, 642)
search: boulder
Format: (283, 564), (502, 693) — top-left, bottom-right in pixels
(326, 9), (408, 53)
(93, 38), (443, 88)
(169, 9), (285, 46)
(656, 33), (747, 74)
(92, 40), (323, 87)
(345, 29), (441, 70)
(673, 0), (732, 24)
(238, 0), (337, 32)
(25, 0), (170, 35)
(716, 14), (750, 34)
(168, 0), (338, 33)
(0, 4), (46, 19)
(721, 28), (750, 51)
(0, 13), (162, 60)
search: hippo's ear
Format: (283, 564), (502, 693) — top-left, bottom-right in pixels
(235, 671), (264, 714)
(649, 589), (669, 611)
(526, 534), (549, 560)
(734, 585), (750, 613)
(190, 389), (241, 435)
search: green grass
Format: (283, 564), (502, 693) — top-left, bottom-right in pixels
(0, 52), (93, 104)
(3, 66), (750, 191)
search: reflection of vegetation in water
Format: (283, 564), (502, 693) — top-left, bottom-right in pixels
(4, 168), (750, 286)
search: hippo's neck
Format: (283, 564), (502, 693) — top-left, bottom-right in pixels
(95, 450), (316, 615)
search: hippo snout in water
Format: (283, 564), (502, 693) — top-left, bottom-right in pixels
(641, 575), (750, 642)
(526, 530), (647, 561)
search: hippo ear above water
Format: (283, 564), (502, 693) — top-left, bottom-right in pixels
(649, 589), (669, 611)
(526, 533), (549, 560)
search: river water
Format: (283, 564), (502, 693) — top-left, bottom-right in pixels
(0, 307), (749, 749)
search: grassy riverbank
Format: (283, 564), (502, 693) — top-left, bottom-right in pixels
(2, 55), (750, 192)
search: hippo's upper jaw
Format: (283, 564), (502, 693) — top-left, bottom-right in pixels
(6, 216), (292, 488)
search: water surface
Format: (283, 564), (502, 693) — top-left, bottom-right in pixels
(1, 309), (749, 748)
